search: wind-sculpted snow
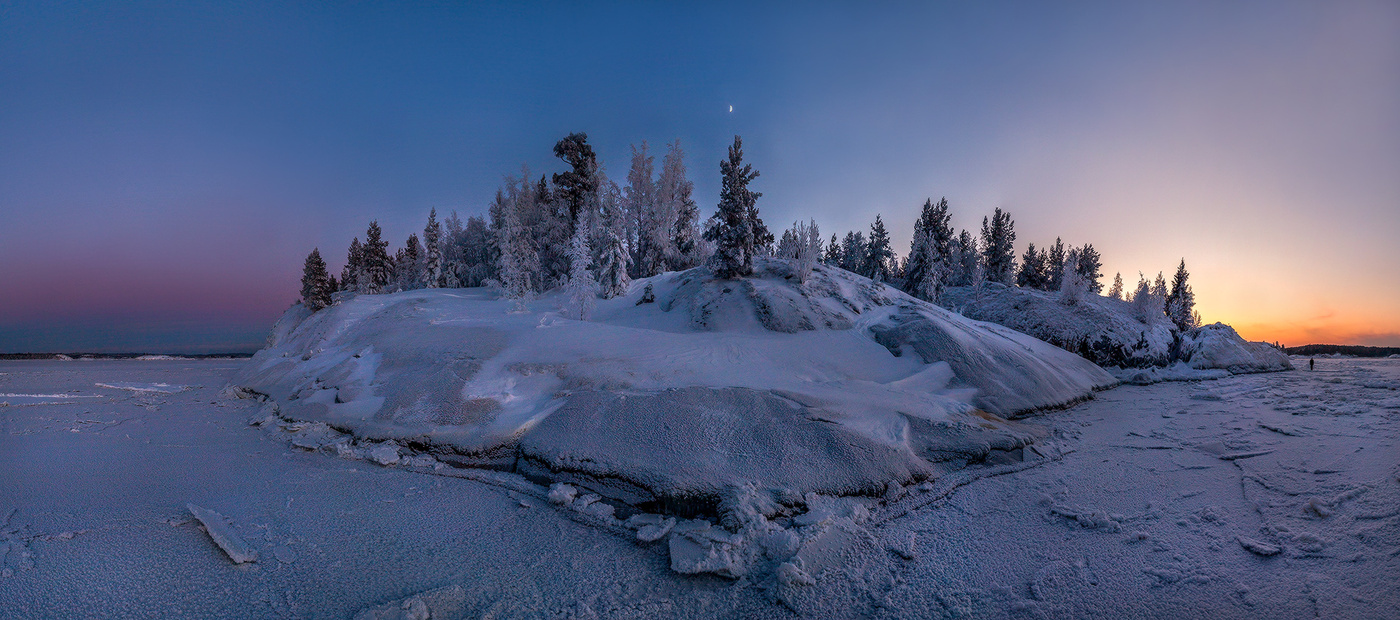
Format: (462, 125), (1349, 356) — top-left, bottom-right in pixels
(234, 259), (1115, 576)
(941, 283), (1292, 377)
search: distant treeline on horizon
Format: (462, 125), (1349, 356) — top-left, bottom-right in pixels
(0, 353), (256, 361)
(1285, 345), (1400, 358)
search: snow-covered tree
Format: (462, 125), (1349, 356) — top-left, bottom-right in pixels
(341, 237), (364, 292)
(908, 231), (942, 302)
(1131, 272), (1164, 324)
(1059, 249), (1088, 305)
(1045, 237), (1066, 291)
(1075, 243), (1104, 294)
(903, 197), (954, 296)
(1107, 272), (1124, 300)
(552, 133), (598, 234)
(593, 175), (631, 298)
(625, 142), (665, 278)
(839, 231), (866, 274)
(658, 140), (700, 271)
(300, 248), (334, 311)
(1165, 259), (1199, 331)
(361, 221), (392, 294)
(979, 207), (1017, 285)
(1151, 271), (1168, 304)
(777, 219), (822, 283)
(953, 229), (980, 286)
(562, 222), (598, 320)
(1016, 243), (1049, 289)
(494, 178), (539, 308)
(865, 215), (895, 283)
(823, 233), (841, 266)
(703, 136), (767, 279)
(392, 233), (425, 291)
(423, 208), (443, 288)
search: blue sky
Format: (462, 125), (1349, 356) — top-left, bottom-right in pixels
(2, 1), (1397, 352)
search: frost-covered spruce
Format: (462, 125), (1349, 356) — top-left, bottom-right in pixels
(904, 197), (954, 297)
(562, 224), (598, 320)
(954, 229), (980, 286)
(423, 207), (443, 288)
(1166, 259), (1199, 331)
(340, 237), (363, 292)
(361, 220), (392, 294)
(494, 179), (538, 306)
(1075, 243), (1104, 294)
(300, 248), (334, 311)
(980, 207), (1017, 285)
(1059, 250), (1088, 305)
(1107, 272), (1124, 300)
(704, 136), (768, 279)
(1016, 242), (1049, 290)
(659, 140), (701, 271)
(866, 214), (895, 283)
(593, 177), (631, 299)
(1045, 237), (1066, 291)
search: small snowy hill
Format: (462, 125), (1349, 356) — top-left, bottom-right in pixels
(940, 283), (1291, 378)
(235, 259), (1114, 528)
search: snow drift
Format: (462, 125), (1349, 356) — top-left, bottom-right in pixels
(235, 259), (1114, 523)
(940, 283), (1291, 375)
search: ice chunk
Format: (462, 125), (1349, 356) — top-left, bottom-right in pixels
(668, 520), (747, 578)
(547, 483), (578, 506)
(187, 504), (258, 564)
(776, 560), (816, 586)
(1237, 536), (1281, 557)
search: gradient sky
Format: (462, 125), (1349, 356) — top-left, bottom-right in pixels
(2, 1), (1397, 353)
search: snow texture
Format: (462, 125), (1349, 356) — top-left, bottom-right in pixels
(2, 356), (1398, 617)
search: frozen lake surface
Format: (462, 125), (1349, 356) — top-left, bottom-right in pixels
(1, 358), (1397, 618)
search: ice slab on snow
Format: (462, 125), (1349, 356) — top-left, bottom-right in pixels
(187, 504), (258, 564)
(234, 259), (1115, 520)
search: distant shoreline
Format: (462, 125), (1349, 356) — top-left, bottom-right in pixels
(1285, 344), (1400, 358)
(0, 352), (255, 360)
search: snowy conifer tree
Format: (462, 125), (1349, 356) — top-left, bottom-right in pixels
(1075, 244), (1104, 294)
(703, 136), (766, 279)
(341, 237), (363, 292)
(552, 133), (598, 234)
(1107, 272), (1124, 300)
(979, 207), (1017, 285)
(593, 176), (631, 298)
(494, 179), (539, 308)
(1151, 271), (1168, 306)
(865, 215), (895, 283)
(1059, 249), (1088, 305)
(839, 231), (866, 274)
(1131, 272), (1163, 324)
(658, 140), (701, 271)
(563, 222), (598, 320)
(824, 233), (841, 266)
(1165, 259), (1199, 331)
(300, 248), (334, 311)
(625, 142), (665, 278)
(1016, 243), (1049, 289)
(955, 230), (980, 286)
(361, 221), (392, 294)
(424, 208), (443, 288)
(909, 231), (941, 301)
(903, 197), (953, 296)
(1045, 237), (1066, 291)
(392, 233), (424, 291)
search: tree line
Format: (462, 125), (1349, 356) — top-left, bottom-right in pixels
(301, 133), (1198, 330)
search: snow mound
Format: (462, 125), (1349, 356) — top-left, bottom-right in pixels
(941, 283), (1176, 368)
(1178, 323), (1292, 374)
(234, 259), (1113, 523)
(941, 284), (1291, 375)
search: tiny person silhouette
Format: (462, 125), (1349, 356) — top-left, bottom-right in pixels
(1309, 358), (1315, 371)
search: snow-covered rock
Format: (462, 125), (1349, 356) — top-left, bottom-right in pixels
(940, 284), (1292, 375)
(1179, 323), (1292, 374)
(234, 259), (1115, 525)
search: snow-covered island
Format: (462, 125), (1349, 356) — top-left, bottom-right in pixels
(3, 136), (1391, 619)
